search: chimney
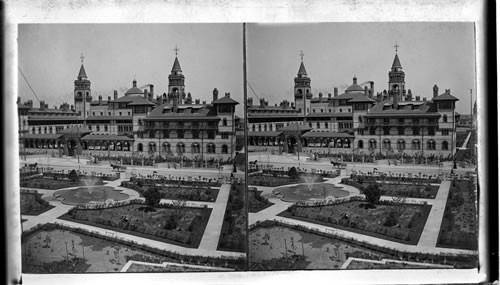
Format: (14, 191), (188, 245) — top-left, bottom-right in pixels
(433, 84), (439, 98)
(393, 91), (398, 109)
(265, 100), (268, 107)
(226, 92), (230, 98)
(144, 89), (148, 99)
(39, 100), (45, 110)
(364, 86), (368, 96)
(71, 104), (75, 111)
(195, 99), (200, 104)
(334, 88), (338, 97)
(291, 102), (294, 108)
(173, 93), (178, 112)
(148, 92), (153, 102)
(260, 98), (264, 107)
(98, 95), (102, 105)
(114, 90), (118, 100)
(369, 81), (374, 97)
(319, 92), (323, 99)
(416, 95), (421, 101)
(202, 100), (206, 104)
(423, 97), (427, 102)
(328, 93), (332, 98)
(407, 89), (413, 101)
(213, 88), (219, 102)
(353, 76), (357, 85)
(446, 89), (451, 94)
(150, 84), (154, 98)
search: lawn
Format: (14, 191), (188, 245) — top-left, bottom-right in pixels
(248, 189), (274, 213)
(59, 203), (211, 248)
(280, 201), (431, 245)
(217, 183), (246, 252)
(437, 179), (477, 250)
(20, 191), (54, 215)
(342, 177), (439, 199)
(121, 181), (219, 202)
(248, 174), (325, 187)
(20, 177), (104, 190)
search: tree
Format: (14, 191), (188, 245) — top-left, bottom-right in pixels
(143, 187), (161, 210)
(363, 183), (382, 205)
(288, 167), (299, 179)
(68, 169), (79, 182)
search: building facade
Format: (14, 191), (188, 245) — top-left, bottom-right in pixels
(247, 50), (458, 158)
(18, 54), (239, 161)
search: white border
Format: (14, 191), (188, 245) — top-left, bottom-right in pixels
(4, 1), (489, 285)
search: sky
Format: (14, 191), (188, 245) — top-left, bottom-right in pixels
(247, 22), (476, 115)
(18, 24), (244, 114)
(18, 23), (475, 116)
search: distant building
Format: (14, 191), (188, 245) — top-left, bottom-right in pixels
(247, 49), (459, 158)
(18, 52), (239, 161)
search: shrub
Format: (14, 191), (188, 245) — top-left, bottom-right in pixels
(363, 183), (382, 205)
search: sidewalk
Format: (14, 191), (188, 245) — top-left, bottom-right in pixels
(197, 184), (231, 250)
(417, 180), (451, 247)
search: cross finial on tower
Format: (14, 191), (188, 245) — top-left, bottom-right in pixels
(394, 42), (399, 53)
(300, 50), (304, 62)
(174, 45), (180, 56)
(80, 53), (85, 64)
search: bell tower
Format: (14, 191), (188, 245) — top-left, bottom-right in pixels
(168, 46), (186, 104)
(388, 43), (406, 103)
(294, 51), (312, 118)
(74, 53), (92, 119)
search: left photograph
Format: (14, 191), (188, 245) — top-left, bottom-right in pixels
(17, 24), (246, 273)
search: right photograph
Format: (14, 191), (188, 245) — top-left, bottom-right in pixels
(245, 23), (479, 271)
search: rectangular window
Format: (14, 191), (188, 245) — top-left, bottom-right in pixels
(149, 130), (155, 138)
(398, 127), (404, 135)
(221, 133), (229, 139)
(442, 129), (449, 136)
(412, 127), (419, 135)
(369, 127), (376, 135)
(428, 127), (435, 136)
(383, 127), (390, 135)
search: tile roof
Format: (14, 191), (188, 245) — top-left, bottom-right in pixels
(306, 112), (352, 118)
(86, 116), (133, 121)
(172, 57), (182, 72)
(364, 101), (440, 117)
(297, 61), (307, 76)
(145, 103), (219, 120)
(302, 131), (354, 138)
(212, 96), (239, 105)
(279, 123), (311, 132)
(247, 131), (283, 137)
(433, 92), (459, 101)
(22, 134), (62, 140)
(60, 126), (92, 134)
(392, 53), (402, 69)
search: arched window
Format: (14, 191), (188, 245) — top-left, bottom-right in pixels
(162, 143), (171, 153)
(252, 125), (255, 132)
(177, 142), (185, 154)
(191, 143), (200, 153)
(358, 140), (364, 149)
(412, 139), (420, 150)
(264, 124), (267, 131)
(427, 140), (436, 150)
(383, 139), (391, 150)
(397, 139), (406, 151)
(221, 144), (228, 154)
(116, 142), (122, 151)
(148, 142), (156, 153)
(222, 118), (227, 126)
(442, 141), (449, 150)
(206, 143), (216, 154)
(137, 143), (143, 152)
(443, 114), (448, 123)
(369, 139), (377, 149)
(316, 122), (320, 129)
(258, 125), (261, 132)
(359, 115), (363, 123)
(123, 142), (130, 151)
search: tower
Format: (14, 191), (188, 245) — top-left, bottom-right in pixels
(388, 43), (406, 105)
(74, 53), (92, 119)
(294, 51), (312, 118)
(168, 46), (186, 104)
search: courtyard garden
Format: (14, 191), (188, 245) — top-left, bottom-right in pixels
(248, 167), (332, 187)
(249, 221), (477, 270)
(20, 170), (106, 190)
(121, 179), (219, 202)
(341, 175), (440, 199)
(280, 199), (431, 245)
(437, 179), (477, 250)
(217, 183), (246, 252)
(248, 188), (274, 213)
(59, 202), (211, 248)
(22, 224), (242, 273)
(20, 190), (54, 215)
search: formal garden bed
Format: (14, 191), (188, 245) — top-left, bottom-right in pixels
(250, 220), (477, 269)
(279, 200), (431, 245)
(22, 224), (245, 272)
(248, 188), (274, 213)
(341, 176), (439, 199)
(121, 180), (219, 202)
(217, 183), (246, 252)
(345, 259), (444, 269)
(248, 167), (331, 187)
(20, 190), (54, 215)
(127, 176), (222, 187)
(59, 202), (211, 248)
(20, 170), (106, 190)
(437, 179), (477, 250)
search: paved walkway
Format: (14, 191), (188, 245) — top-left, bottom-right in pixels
(417, 180), (451, 247)
(197, 184), (231, 250)
(20, 177), (244, 259)
(248, 177), (476, 256)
